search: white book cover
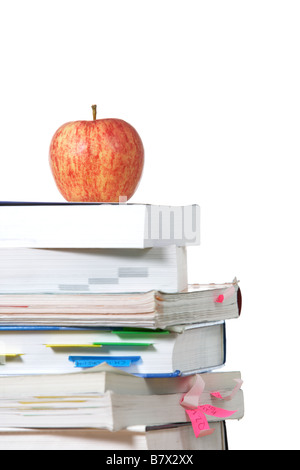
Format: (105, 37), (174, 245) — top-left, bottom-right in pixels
(0, 203), (200, 248)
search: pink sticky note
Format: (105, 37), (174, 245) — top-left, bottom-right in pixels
(199, 404), (237, 418)
(180, 374), (205, 409)
(222, 285), (235, 300)
(211, 391), (223, 399)
(186, 408), (215, 438)
(210, 379), (243, 401)
(215, 285), (236, 303)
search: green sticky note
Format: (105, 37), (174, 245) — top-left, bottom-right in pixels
(114, 328), (169, 335)
(93, 342), (153, 347)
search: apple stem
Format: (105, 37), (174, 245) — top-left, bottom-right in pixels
(92, 104), (97, 121)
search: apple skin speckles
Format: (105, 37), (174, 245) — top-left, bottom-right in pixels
(49, 117), (144, 202)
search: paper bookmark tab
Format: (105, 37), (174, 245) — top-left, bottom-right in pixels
(4, 353), (23, 357)
(180, 374), (240, 438)
(93, 342), (153, 347)
(211, 378), (243, 401)
(114, 328), (170, 336)
(180, 374), (205, 409)
(69, 356), (141, 368)
(46, 344), (103, 348)
(199, 404), (237, 418)
(185, 408), (215, 438)
(215, 285), (236, 303)
(0, 353), (22, 365)
(0, 341), (6, 365)
(186, 404), (236, 437)
(47, 342), (152, 348)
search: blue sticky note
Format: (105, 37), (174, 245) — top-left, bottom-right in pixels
(69, 356), (141, 369)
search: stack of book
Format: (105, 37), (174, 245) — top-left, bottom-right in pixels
(0, 202), (244, 451)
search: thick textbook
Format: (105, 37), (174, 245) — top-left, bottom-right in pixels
(0, 365), (244, 431)
(0, 421), (228, 451)
(0, 246), (187, 294)
(0, 203), (200, 248)
(0, 321), (226, 376)
(0, 279), (241, 328)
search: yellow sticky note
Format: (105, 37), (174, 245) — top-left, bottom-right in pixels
(2, 353), (23, 357)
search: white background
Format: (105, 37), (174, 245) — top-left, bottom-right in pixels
(0, 1), (299, 450)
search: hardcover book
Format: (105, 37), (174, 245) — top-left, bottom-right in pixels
(0, 321), (226, 376)
(0, 203), (200, 248)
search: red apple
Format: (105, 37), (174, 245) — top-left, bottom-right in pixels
(49, 105), (144, 202)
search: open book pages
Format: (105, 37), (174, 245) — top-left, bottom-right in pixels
(0, 366), (244, 431)
(0, 321), (226, 376)
(0, 279), (241, 328)
(0, 246), (188, 294)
